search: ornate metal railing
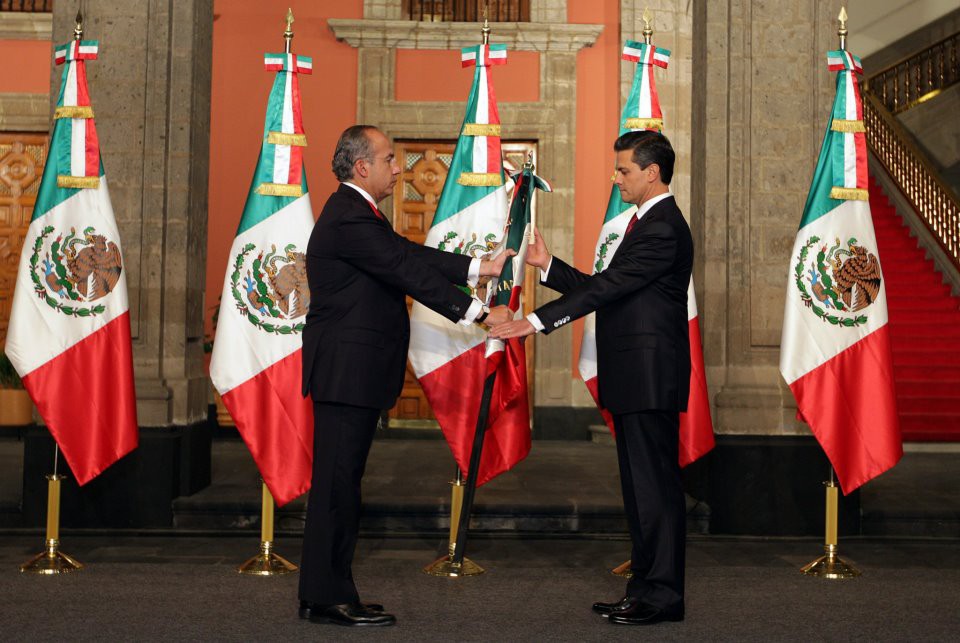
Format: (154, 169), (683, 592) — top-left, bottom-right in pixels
(863, 90), (960, 273)
(404, 0), (530, 22)
(867, 32), (959, 114)
(0, 0), (53, 11)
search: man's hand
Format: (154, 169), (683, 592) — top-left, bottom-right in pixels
(488, 319), (536, 339)
(479, 250), (517, 277)
(525, 228), (551, 269)
(484, 305), (513, 327)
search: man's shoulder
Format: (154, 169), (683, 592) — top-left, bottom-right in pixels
(320, 186), (367, 218)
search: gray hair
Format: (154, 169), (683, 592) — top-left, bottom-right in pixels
(332, 125), (378, 181)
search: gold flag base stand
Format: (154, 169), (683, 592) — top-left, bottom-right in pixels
(237, 540), (297, 576)
(20, 539), (83, 575)
(237, 483), (297, 576)
(21, 474), (82, 574)
(423, 555), (485, 577)
(801, 544), (861, 579)
(611, 559), (633, 578)
(423, 473), (484, 577)
(801, 474), (860, 579)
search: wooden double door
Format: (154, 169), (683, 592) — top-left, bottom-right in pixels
(388, 139), (538, 428)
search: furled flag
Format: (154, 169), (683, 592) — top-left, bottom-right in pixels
(209, 50), (314, 507)
(579, 40), (715, 466)
(5, 35), (138, 484)
(408, 42), (531, 485)
(780, 48), (901, 493)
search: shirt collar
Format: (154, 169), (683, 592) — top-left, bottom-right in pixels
(634, 191), (673, 222)
(342, 181), (376, 206)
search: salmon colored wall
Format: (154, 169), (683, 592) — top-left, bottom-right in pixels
(395, 49), (540, 102)
(0, 40), (50, 93)
(205, 0), (362, 340)
(569, 0), (621, 376)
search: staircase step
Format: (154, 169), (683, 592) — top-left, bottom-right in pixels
(899, 412), (960, 440)
(888, 309), (960, 325)
(896, 396), (960, 414)
(894, 363), (960, 380)
(887, 295), (959, 310)
(884, 283), (951, 297)
(896, 379), (960, 397)
(892, 350), (960, 367)
(891, 336), (960, 353)
(889, 322), (960, 338)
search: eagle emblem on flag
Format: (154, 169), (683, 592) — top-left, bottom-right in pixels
(30, 225), (122, 316)
(229, 242), (309, 334)
(794, 234), (882, 327)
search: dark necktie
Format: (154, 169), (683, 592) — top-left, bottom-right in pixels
(625, 214), (639, 236)
(365, 200), (385, 221)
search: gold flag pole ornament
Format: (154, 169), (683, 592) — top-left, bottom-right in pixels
(237, 482), (297, 575)
(20, 446), (83, 574)
(611, 5), (655, 581)
(801, 9), (860, 580)
(423, 468), (484, 577)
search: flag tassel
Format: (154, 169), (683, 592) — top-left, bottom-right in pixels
(236, 482), (297, 575)
(423, 468), (485, 576)
(20, 447), (83, 574)
(800, 468), (861, 579)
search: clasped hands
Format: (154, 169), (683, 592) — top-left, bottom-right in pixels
(478, 229), (551, 339)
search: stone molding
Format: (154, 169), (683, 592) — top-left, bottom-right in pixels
(0, 93), (49, 132)
(0, 11), (52, 40)
(328, 19), (603, 52)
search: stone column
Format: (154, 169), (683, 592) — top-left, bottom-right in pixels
(24, 0), (215, 528)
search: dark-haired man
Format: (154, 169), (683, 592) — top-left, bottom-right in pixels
(490, 130), (692, 625)
(299, 125), (512, 627)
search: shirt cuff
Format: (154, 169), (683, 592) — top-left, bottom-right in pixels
(467, 257), (481, 287)
(539, 256), (553, 282)
(526, 312), (545, 333)
(460, 298), (484, 325)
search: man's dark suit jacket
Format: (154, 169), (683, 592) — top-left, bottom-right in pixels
(534, 195), (693, 415)
(302, 184), (475, 410)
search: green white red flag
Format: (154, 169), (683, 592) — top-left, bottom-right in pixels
(5, 37), (139, 484)
(208, 51), (314, 506)
(779, 48), (901, 493)
(579, 40), (714, 466)
(408, 43), (531, 485)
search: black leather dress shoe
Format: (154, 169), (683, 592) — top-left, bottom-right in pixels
(299, 600), (385, 620)
(592, 596), (639, 616)
(608, 601), (683, 625)
(306, 602), (396, 627)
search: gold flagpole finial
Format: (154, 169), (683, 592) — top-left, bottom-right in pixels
(838, 6), (848, 50)
(642, 7), (653, 44)
(481, 2), (491, 45)
(284, 8), (294, 54)
(74, 10), (83, 41)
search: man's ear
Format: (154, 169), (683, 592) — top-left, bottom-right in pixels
(354, 158), (367, 179)
(646, 163), (661, 183)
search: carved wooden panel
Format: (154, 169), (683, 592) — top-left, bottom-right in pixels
(0, 132), (47, 348)
(389, 139), (537, 427)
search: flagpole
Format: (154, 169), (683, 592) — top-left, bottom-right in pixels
(423, 467), (484, 576)
(20, 445), (83, 574)
(611, 5), (656, 580)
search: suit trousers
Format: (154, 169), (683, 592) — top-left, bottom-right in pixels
(298, 401), (380, 605)
(614, 410), (686, 611)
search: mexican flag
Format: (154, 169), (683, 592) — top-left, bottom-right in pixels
(209, 52), (314, 507)
(408, 43), (531, 485)
(779, 49), (902, 493)
(578, 40), (714, 466)
(5, 38), (138, 484)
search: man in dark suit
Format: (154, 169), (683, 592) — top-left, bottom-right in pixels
(299, 125), (511, 627)
(490, 130), (692, 625)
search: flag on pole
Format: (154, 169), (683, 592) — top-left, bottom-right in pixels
(779, 48), (901, 493)
(578, 40), (715, 466)
(408, 42), (531, 486)
(209, 51), (315, 507)
(5, 36), (139, 484)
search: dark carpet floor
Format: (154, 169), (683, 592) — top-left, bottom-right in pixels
(1, 535), (958, 641)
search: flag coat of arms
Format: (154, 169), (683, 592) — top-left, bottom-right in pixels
(408, 43), (531, 485)
(209, 52), (314, 507)
(5, 37), (139, 484)
(578, 40), (714, 466)
(779, 49), (902, 493)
